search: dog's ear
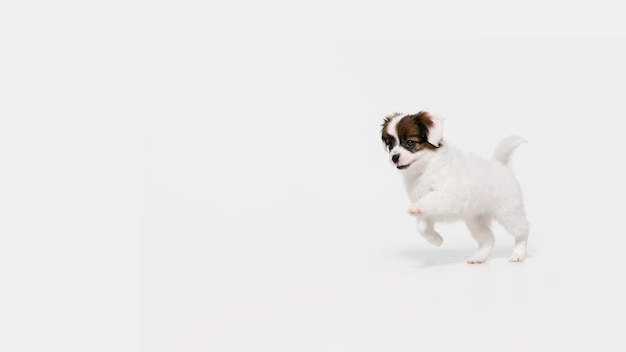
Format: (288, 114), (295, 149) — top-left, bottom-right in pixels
(414, 112), (443, 147)
(426, 116), (443, 147)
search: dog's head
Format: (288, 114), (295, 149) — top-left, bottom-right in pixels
(381, 111), (443, 170)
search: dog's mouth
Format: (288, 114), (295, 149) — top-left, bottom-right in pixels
(396, 163), (412, 170)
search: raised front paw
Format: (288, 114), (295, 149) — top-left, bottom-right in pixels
(425, 233), (443, 247)
(407, 204), (424, 216)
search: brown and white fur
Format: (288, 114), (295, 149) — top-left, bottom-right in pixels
(381, 111), (529, 263)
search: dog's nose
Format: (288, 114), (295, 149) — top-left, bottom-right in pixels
(392, 154), (400, 163)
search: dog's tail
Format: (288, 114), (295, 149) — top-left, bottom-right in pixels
(492, 135), (526, 166)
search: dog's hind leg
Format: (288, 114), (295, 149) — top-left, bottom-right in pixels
(495, 205), (529, 262)
(465, 215), (495, 264)
(417, 218), (443, 247)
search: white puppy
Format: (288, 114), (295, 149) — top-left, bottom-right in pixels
(381, 111), (529, 263)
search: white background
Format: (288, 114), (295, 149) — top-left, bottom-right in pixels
(2, 2), (626, 352)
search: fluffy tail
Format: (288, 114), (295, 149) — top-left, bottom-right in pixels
(492, 135), (526, 165)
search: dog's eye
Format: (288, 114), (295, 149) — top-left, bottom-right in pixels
(406, 140), (416, 148)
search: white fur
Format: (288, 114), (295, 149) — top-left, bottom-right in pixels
(386, 115), (529, 263)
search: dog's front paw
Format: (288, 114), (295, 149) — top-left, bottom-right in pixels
(466, 247), (492, 264)
(466, 255), (487, 264)
(426, 233), (443, 247)
(407, 204), (424, 216)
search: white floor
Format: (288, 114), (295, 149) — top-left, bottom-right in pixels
(142, 184), (626, 352)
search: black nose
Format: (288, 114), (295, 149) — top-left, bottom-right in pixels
(392, 154), (400, 163)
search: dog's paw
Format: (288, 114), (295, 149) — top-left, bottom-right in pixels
(426, 233), (443, 247)
(466, 255), (487, 264)
(467, 250), (490, 264)
(508, 244), (526, 262)
(407, 205), (424, 216)
(466, 245), (493, 264)
(508, 253), (525, 262)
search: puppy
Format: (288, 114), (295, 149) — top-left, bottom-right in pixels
(381, 111), (529, 263)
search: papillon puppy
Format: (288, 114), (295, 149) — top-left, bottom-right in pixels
(381, 111), (529, 263)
